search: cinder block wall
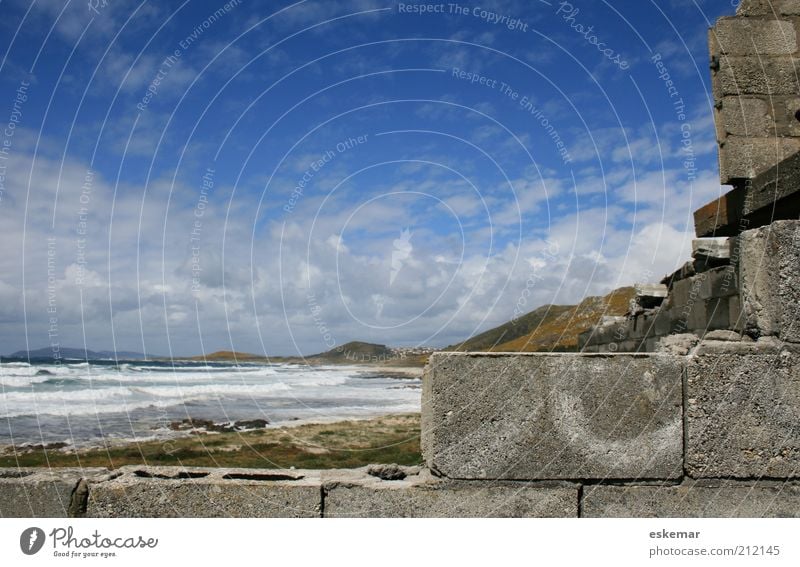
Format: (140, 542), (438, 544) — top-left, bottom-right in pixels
(712, 0), (800, 183)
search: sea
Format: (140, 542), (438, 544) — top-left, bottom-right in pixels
(0, 359), (421, 448)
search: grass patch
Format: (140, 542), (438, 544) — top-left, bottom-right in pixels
(0, 414), (421, 470)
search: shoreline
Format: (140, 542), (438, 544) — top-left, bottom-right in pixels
(0, 413), (422, 469)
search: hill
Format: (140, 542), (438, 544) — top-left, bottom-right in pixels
(187, 350), (270, 362)
(4, 347), (149, 360)
(448, 287), (635, 353)
(447, 304), (573, 352)
(306, 341), (395, 364)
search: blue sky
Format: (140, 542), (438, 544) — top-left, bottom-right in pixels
(0, 0), (735, 357)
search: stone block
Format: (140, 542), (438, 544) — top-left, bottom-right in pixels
(780, 96), (800, 135)
(715, 56), (800, 97)
(720, 97), (772, 137)
(736, 0), (800, 16)
(738, 220), (800, 341)
(0, 468), (107, 518)
(686, 340), (800, 478)
(583, 482), (800, 517)
(719, 136), (800, 182)
(715, 18), (797, 55)
(694, 153), (800, 236)
(635, 283), (668, 309)
(692, 237), (732, 260)
(735, 0), (777, 15)
(730, 294), (744, 330)
(324, 477), (577, 518)
(706, 297), (731, 329)
(780, 0), (800, 15)
(703, 329), (744, 341)
(655, 334), (700, 356)
(86, 467), (322, 518)
(422, 353), (684, 480)
(699, 266), (738, 300)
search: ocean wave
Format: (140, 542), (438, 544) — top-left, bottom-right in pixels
(0, 395), (214, 418)
(129, 383), (293, 398)
(0, 364), (421, 425)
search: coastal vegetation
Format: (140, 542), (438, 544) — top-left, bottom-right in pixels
(0, 414), (421, 470)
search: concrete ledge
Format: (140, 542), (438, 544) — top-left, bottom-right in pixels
(687, 340), (800, 478)
(86, 467), (322, 518)
(583, 481), (800, 517)
(323, 468), (577, 517)
(0, 468), (108, 518)
(422, 353), (684, 481)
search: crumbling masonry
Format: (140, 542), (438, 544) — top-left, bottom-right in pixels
(2, 0), (800, 518)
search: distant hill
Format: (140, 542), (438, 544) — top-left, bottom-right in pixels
(4, 347), (149, 360)
(14, 288), (634, 365)
(187, 350), (269, 362)
(185, 344), (415, 366)
(447, 287), (635, 353)
(307, 341), (395, 363)
(447, 304), (574, 352)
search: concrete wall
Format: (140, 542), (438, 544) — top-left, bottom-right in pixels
(712, 0), (800, 184)
(579, 218), (800, 352)
(4, 337), (799, 518)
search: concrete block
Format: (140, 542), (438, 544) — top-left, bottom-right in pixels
(324, 476), (577, 518)
(688, 296), (710, 331)
(716, 56), (800, 96)
(738, 220), (800, 341)
(635, 284), (668, 310)
(719, 136), (800, 182)
(736, 0), (800, 15)
(706, 297), (731, 329)
(703, 329), (744, 341)
(730, 294), (744, 331)
(780, 96), (800, 136)
(653, 310), (672, 337)
(583, 481), (800, 517)
(744, 150), (800, 216)
(735, 0), (777, 15)
(692, 237), (732, 260)
(86, 467), (322, 518)
(686, 340), (800, 478)
(720, 97), (772, 137)
(715, 18), (797, 55)
(654, 334), (700, 356)
(0, 468), (107, 518)
(422, 353), (684, 480)
(780, 0), (800, 15)
(699, 266), (738, 300)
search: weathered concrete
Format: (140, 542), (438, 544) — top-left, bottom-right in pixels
(719, 97), (772, 137)
(87, 467), (322, 518)
(323, 468), (577, 517)
(714, 17), (797, 55)
(686, 340), (800, 478)
(422, 353), (684, 480)
(719, 137), (800, 182)
(0, 468), (108, 518)
(738, 220), (800, 342)
(736, 0), (800, 16)
(692, 238), (731, 260)
(694, 152), (800, 237)
(583, 481), (800, 517)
